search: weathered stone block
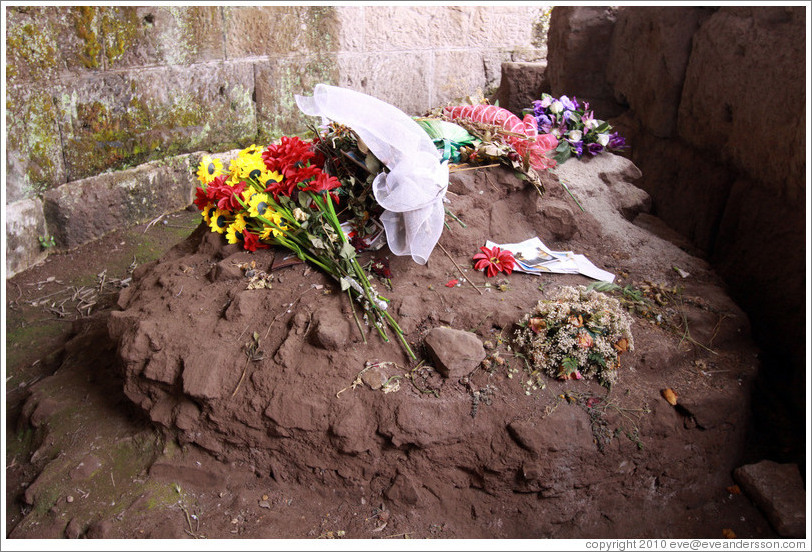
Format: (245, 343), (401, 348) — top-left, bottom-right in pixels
(337, 52), (431, 115)
(224, 6), (341, 58)
(606, 7), (713, 137)
(734, 460), (806, 538)
(255, 55), (339, 142)
(5, 6), (105, 85)
(477, 5), (547, 47)
(546, 6), (624, 118)
(56, 62), (255, 180)
(492, 61), (548, 114)
(365, 6), (472, 50)
(678, 7), (805, 199)
(628, 133), (733, 254)
(5, 85), (66, 201)
(712, 177), (807, 413)
(334, 7), (364, 51)
(101, 6), (224, 68)
(432, 50), (487, 107)
(5, 198), (49, 278)
(42, 154), (194, 249)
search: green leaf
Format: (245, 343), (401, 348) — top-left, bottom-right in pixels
(339, 240), (356, 261)
(586, 281), (621, 293)
(553, 147), (572, 164)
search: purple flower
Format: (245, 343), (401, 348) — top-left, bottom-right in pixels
(587, 142), (604, 156)
(560, 95), (577, 111)
(562, 110), (572, 122)
(536, 114), (552, 133)
(608, 132), (626, 150)
(532, 100), (545, 117)
(569, 140), (584, 157)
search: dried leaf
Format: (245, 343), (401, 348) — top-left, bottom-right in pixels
(614, 338), (629, 352)
(722, 528), (736, 539)
(661, 388), (678, 406)
(726, 485), (741, 495)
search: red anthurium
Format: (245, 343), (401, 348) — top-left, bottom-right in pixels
(472, 246), (516, 278)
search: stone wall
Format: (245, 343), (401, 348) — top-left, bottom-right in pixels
(546, 6), (807, 435)
(5, 5), (549, 276)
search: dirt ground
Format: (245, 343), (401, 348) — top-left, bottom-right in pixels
(2, 164), (798, 545)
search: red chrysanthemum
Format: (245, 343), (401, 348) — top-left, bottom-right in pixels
(262, 136), (315, 174)
(208, 179), (247, 212)
(301, 170), (341, 204)
(472, 246), (516, 278)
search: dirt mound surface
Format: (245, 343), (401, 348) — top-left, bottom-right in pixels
(9, 160), (776, 539)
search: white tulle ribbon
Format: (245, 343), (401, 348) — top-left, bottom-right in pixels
(295, 84), (449, 265)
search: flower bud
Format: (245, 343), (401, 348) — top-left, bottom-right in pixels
(597, 133), (610, 147)
(549, 101), (563, 114)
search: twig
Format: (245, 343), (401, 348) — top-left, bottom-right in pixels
(483, 171), (499, 191)
(437, 242), (482, 295)
(382, 532), (412, 539)
(143, 213), (167, 234)
(448, 163), (500, 173)
(231, 357), (251, 399)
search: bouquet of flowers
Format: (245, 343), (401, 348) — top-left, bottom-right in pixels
(527, 93), (626, 164)
(194, 135), (415, 360)
(513, 285), (634, 386)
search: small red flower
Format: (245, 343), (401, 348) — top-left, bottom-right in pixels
(445, 279), (459, 287)
(472, 246), (516, 278)
(242, 229), (269, 252)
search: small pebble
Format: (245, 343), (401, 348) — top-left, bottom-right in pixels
(66, 496), (74, 503)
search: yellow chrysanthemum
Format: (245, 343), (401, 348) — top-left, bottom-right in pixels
(247, 192), (273, 218)
(238, 155), (267, 183)
(208, 208), (230, 234)
(196, 155), (223, 184)
(201, 203), (216, 224)
(241, 187), (256, 205)
(225, 215), (248, 244)
(259, 225), (274, 240)
(258, 170), (283, 191)
(240, 144), (262, 157)
(261, 210), (287, 238)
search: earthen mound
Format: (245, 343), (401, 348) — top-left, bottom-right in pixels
(108, 160), (761, 537)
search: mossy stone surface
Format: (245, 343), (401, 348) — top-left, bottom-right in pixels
(6, 85), (66, 200)
(56, 63), (255, 181)
(43, 154), (195, 248)
(102, 6), (224, 69)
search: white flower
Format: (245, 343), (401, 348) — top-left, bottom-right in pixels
(549, 101), (564, 114)
(293, 208), (307, 221)
(551, 128), (561, 138)
(584, 119), (600, 131)
(597, 133), (610, 147)
(568, 129), (582, 142)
